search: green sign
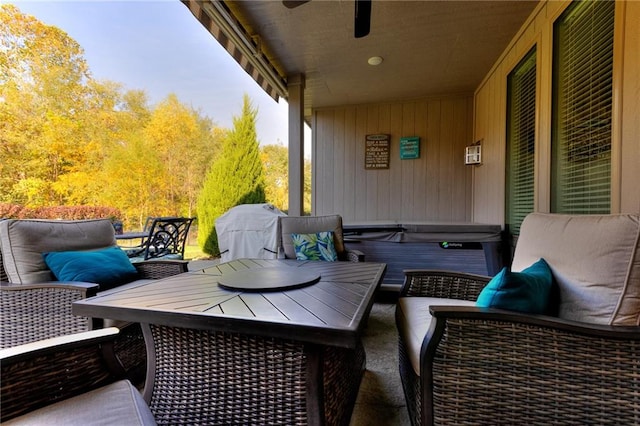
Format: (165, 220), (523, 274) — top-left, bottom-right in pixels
(400, 136), (420, 159)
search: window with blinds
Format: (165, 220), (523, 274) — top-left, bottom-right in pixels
(551, 0), (614, 214)
(506, 48), (536, 236)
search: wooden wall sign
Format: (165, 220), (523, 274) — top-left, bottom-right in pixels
(365, 134), (390, 169)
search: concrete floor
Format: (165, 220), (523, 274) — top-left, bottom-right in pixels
(350, 302), (409, 426)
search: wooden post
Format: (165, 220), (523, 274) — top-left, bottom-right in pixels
(288, 74), (305, 216)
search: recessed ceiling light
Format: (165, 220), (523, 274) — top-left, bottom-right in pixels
(367, 56), (383, 66)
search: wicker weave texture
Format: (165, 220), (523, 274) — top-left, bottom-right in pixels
(0, 249), (8, 282)
(0, 286), (91, 349)
(147, 325), (364, 425)
(1, 344), (115, 422)
(344, 249), (365, 262)
(134, 260), (188, 280)
(398, 337), (422, 426)
(112, 322), (147, 385)
(322, 341), (366, 425)
(402, 271), (489, 300)
(431, 318), (640, 425)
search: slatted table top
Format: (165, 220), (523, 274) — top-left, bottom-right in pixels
(73, 258), (386, 348)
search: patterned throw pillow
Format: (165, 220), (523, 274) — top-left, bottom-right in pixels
(291, 231), (338, 261)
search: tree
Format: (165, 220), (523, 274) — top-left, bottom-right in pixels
(98, 92), (223, 229)
(197, 95), (266, 255)
(1, 4), (120, 206)
(303, 157), (312, 214)
(261, 143), (313, 214)
(100, 132), (167, 227)
(143, 94), (221, 219)
(261, 143), (289, 211)
(1, 5), (225, 229)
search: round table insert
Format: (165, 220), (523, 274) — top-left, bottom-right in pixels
(218, 267), (321, 292)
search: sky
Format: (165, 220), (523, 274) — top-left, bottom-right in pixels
(6, 0), (310, 151)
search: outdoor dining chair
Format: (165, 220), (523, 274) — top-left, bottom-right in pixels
(127, 217), (195, 262)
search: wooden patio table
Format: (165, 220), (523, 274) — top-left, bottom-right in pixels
(73, 258), (386, 426)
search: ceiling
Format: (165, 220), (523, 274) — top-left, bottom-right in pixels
(222, 0), (539, 112)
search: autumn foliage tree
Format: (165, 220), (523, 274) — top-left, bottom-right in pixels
(1, 3), (96, 205)
(1, 4), (222, 230)
(260, 143), (313, 214)
(197, 95), (266, 255)
(2, 5), (311, 252)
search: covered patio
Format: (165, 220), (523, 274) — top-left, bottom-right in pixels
(181, 0), (639, 225)
(2, 1), (639, 425)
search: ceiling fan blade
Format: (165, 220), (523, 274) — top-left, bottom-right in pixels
(354, 0), (371, 38)
(283, 0), (310, 9)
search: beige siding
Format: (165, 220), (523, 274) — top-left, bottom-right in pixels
(620, 0), (640, 213)
(311, 0), (639, 223)
(312, 95), (473, 222)
(473, 0), (640, 222)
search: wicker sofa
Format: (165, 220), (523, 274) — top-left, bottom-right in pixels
(0, 219), (188, 380)
(396, 213), (640, 425)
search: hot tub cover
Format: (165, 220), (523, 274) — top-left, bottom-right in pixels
(215, 204), (286, 262)
(343, 221), (503, 242)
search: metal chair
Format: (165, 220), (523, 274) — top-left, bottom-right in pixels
(128, 217), (194, 261)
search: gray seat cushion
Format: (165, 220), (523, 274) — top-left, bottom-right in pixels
(4, 380), (156, 425)
(396, 297), (475, 375)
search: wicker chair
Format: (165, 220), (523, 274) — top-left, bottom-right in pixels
(278, 214), (365, 262)
(1, 328), (155, 424)
(0, 219), (188, 383)
(396, 213), (640, 425)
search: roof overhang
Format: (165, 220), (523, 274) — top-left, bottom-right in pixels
(182, 0), (288, 101)
(182, 0), (539, 113)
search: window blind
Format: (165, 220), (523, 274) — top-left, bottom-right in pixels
(551, 0), (614, 214)
(506, 48), (536, 236)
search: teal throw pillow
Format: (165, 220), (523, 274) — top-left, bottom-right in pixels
(476, 258), (553, 314)
(292, 231), (338, 261)
(43, 246), (139, 290)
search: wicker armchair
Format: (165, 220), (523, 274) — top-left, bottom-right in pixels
(396, 213), (640, 426)
(0, 219), (188, 383)
(278, 214), (365, 262)
(1, 328), (155, 424)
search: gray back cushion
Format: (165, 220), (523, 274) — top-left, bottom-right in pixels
(513, 213), (640, 326)
(279, 215), (346, 260)
(0, 219), (116, 284)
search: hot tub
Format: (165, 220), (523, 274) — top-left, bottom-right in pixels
(343, 221), (505, 293)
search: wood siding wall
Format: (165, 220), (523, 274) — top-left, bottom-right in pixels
(310, 1), (639, 224)
(619, 0), (640, 214)
(312, 96), (474, 223)
(473, 0), (640, 223)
